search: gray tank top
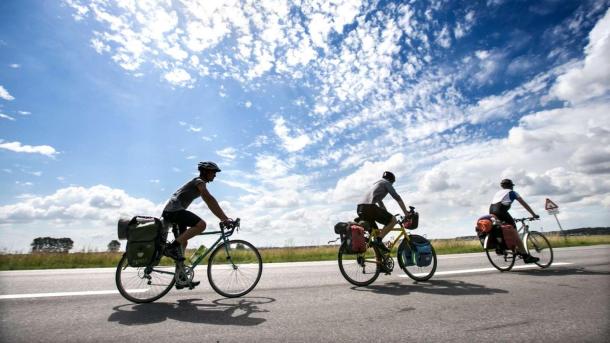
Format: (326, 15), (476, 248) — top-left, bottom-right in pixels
(360, 179), (401, 205)
(163, 177), (205, 212)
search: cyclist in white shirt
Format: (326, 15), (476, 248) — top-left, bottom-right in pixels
(490, 179), (540, 263)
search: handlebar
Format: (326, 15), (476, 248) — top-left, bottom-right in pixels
(220, 218), (241, 232)
(514, 217), (539, 223)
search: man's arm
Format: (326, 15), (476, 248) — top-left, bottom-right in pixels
(516, 197), (538, 217)
(197, 183), (229, 221)
(396, 198), (409, 216)
(386, 183), (409, 215)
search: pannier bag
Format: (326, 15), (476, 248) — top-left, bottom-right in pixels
(334, 222), (367, 254)
(122, 216), (163, 267)
(410, 235), (433, 267)
(400, 242), (415, 266)
(475, 215), (498, 235)
(348, 224), (367, 254)
(501, 224), (519, 251)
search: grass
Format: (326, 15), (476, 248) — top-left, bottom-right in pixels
(1, 235), (609, 271)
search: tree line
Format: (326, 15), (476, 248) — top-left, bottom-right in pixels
(30, 237), (121, 253)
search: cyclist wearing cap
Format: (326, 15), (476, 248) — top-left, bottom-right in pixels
(357, 171), (410, 254)
(490, 178), (540, 263)
(162, 161), (232, 270)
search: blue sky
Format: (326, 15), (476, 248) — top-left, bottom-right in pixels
(1, 0), (609, 252)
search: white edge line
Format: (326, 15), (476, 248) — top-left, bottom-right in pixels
(397, 262), (573, 277)
(0, 289), (149, 300)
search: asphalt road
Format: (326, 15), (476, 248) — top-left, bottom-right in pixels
(1, 245), (608, 343)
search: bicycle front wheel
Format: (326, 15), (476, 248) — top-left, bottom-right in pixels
(115, 253), (175, 303)
(207, 239), (263, 298)
(338, 241), (380, 286)
(526, 231), (553, 268)
(398, 236), (437, 281)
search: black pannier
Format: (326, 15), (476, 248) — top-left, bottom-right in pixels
(118, 216), (164, 267)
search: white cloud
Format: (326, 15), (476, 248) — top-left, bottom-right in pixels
(436, 25), (451, 48)
(0, 85), (15, 101)
(0, 113), (15, 121)
(9, 64), (20, 68)
(18, 111), (31, 115)
(272, 116), (312, 152)
(216, 147), (237, 160)
(0, 140), (58, 157)
(164, 68), (193, 87)
(551, 9), (610, 103)
(244, 101), (252, 108)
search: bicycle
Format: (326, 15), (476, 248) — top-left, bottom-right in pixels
(115, 218), (263, 303)
(336, 207), (437, 286)
(483, 217), (553, 272)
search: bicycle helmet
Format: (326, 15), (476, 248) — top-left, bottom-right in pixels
(198, 161), (221, 173)
(500, 178), (514, 189)
(382, 171), (396, 183)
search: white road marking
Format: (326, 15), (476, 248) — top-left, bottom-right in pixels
(398, 262), (573, 277)
(0, 289), (149, 300)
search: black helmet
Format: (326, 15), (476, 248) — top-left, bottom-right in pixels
(382, 171), (396, 183)
(500, 179), (514, 189)
(198, 161), (221, 173)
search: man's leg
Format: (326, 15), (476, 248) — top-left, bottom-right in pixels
(176, 220), (206, 247)
(379, 216), (397, 239)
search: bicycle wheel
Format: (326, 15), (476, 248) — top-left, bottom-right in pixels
(115, 253), (175, 303)
(207, 239), (263, 298)
(398, 236), (437, 281)
(484, 234), (516, 272)
(338, 240), (380, 286)
(526, 231), (553, 268)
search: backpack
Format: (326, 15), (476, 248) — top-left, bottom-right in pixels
(334, 222), (367, 254)
(410, 235), (433, 267)
(118, 216), (163, 267)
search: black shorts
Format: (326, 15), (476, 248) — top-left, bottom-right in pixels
(162, 210), (203, 234)
(489, 203), (516, 228)
(357, 204), (393, 227)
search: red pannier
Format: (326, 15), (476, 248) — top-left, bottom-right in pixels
(501, 224), (519, 251)
(348, 224), (367, 254)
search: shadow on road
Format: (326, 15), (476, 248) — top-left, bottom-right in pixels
(351, 280), (508, 297)
(108, 296), (275, 326)
(513, 266), (610, 277)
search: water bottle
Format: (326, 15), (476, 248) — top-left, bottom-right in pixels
(189, 245), (206, 264)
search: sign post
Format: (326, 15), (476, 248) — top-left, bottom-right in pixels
(545, 198), (565, 238)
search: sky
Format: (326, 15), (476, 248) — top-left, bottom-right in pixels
(1, 0), (609, 253)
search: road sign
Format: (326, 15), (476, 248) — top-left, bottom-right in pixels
(545, 198), (559, 211)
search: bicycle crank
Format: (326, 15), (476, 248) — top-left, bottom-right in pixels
(382, 255), (394, 274)
(175, 264), (194, 287)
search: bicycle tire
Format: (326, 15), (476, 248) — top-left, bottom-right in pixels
(207, 239), (263, 298)
(484, 235), (516, 272)
(115, 253), (175, 303)
(397, 235), (437, 281)
(338, 240), (380, 286)
(526, 231), (553, 268)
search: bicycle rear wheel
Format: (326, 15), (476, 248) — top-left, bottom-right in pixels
(207, 239), (263, 298)
(526, 231), (553, 268)
(398, 236), (437, 281)
(338, 241), (380, 286)
(485, 241), (516, 272)
(115, 253), (175, 303)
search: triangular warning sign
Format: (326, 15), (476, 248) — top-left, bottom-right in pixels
(545, 198), (559, 210)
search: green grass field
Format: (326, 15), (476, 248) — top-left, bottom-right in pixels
(1, 235), (609, 270)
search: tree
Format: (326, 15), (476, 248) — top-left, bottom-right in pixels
(31, 237), (74, 253)
(107, 240), (121, 252)
(236, 243), (246, 250)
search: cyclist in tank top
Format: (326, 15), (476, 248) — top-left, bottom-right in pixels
(162, 161), (233, 288)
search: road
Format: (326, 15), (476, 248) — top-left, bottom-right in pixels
(1, 245), (608, 342)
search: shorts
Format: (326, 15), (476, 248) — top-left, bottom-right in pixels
(162, 210), (203, 234)
(489, 203), (516, 228)
(357, 204), (393, 227)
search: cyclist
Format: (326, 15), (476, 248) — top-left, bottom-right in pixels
(162, 161), (232, 288)
(357, 171), (410, 254)
(490, 178), (540, 263)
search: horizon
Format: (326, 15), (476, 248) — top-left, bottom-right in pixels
(1, 0), (610, 253)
